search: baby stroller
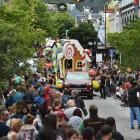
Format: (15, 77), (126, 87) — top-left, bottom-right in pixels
(114, 86), (122, 100)
(120, 91), (128, 107)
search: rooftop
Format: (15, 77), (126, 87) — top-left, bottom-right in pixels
(45, 0), (108, 13)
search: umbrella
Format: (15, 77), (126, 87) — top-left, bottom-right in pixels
(89, 69), (96, 75)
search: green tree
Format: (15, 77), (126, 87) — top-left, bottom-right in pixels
(0, 0), (75, 80)
(0, 0), (45, 80)
(35, 0), (56, 37)
(108, 19), (140, 69)
(48, 12), (75, 38)
(68, 22), (98, 49)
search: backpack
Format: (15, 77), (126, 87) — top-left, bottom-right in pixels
(17, 129), (36, 140)
(34, 95), (44, 105)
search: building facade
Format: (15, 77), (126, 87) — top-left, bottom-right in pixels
(107, 2), (123, 33)
(107, 0), (140, 33)
(120, 0), (140, 27)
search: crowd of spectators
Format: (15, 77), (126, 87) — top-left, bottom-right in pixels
(0, 70), (125, 140)
(93, 62), (140, 130)
(1, 58), (140, 140)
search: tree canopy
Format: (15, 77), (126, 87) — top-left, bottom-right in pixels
(48, 12), (75, 38)
(108, 19), (140, 69)
(0, 0), (46, 80)
(0, 0), (76, 80)
(68, 22), (98, 49)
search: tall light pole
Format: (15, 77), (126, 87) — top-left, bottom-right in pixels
(104, 2), (108, 49)
(105, 5), (107, 48)
(104, 1), (110, 62)
(61, 30), (69, 39)
(66, 30), (68, 39)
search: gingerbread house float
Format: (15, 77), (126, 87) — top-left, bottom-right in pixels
(57, 39), (91, 77)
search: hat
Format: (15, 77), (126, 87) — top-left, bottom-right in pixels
(68, 116), (82, 129)
(67, 100), (76, 108)
(71, 90), (79, 95)
(53, 111), (67, 119)
(45, 86), (51, 92)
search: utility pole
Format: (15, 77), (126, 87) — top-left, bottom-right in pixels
(105, 2), (107, 48)
(104, 1), (109, 61)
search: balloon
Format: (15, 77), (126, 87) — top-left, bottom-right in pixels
(92, 80), (100, 90)
(89, 69), (96, 75)
(44, 63), (53, 68)
(85, 49), (91, 56)
(127, 67), (132, 73)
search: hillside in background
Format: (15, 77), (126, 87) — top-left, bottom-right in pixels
(45, 0), (107, 13)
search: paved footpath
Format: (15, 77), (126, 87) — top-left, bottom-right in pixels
(84, 97), (140, 140)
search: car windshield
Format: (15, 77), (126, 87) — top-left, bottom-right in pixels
(66, 73), (90, 80)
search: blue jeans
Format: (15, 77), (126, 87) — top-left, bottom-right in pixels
(130, 107), (140, 128)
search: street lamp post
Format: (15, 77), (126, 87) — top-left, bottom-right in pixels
(66, 30), (68, 39)
(104, 1), (109, 61)
(104, 1), (109, 49)
(61, 30), (69, 39)
(105, 4), (107, 48)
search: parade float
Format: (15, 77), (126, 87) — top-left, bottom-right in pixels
(45, 38), (92, 77)
(44, 38), (92, 89)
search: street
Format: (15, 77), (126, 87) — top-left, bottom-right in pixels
(85, 97), (140, 140)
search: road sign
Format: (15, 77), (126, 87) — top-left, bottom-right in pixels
(63, 43), (74, 60)
(109, 49), (115, 56)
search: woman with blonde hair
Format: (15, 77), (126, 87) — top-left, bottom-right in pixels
(7, 118), (23, 140)
(17, 114), (38, 140)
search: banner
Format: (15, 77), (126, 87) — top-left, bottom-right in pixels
(98, 25), (105, 45)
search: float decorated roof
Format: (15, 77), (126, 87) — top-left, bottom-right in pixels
(61, 39), (91, 62)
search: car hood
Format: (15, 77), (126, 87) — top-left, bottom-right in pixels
(65, 79), (91, 85)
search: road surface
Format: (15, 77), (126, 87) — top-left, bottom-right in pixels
(84, 97), (140, 140)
